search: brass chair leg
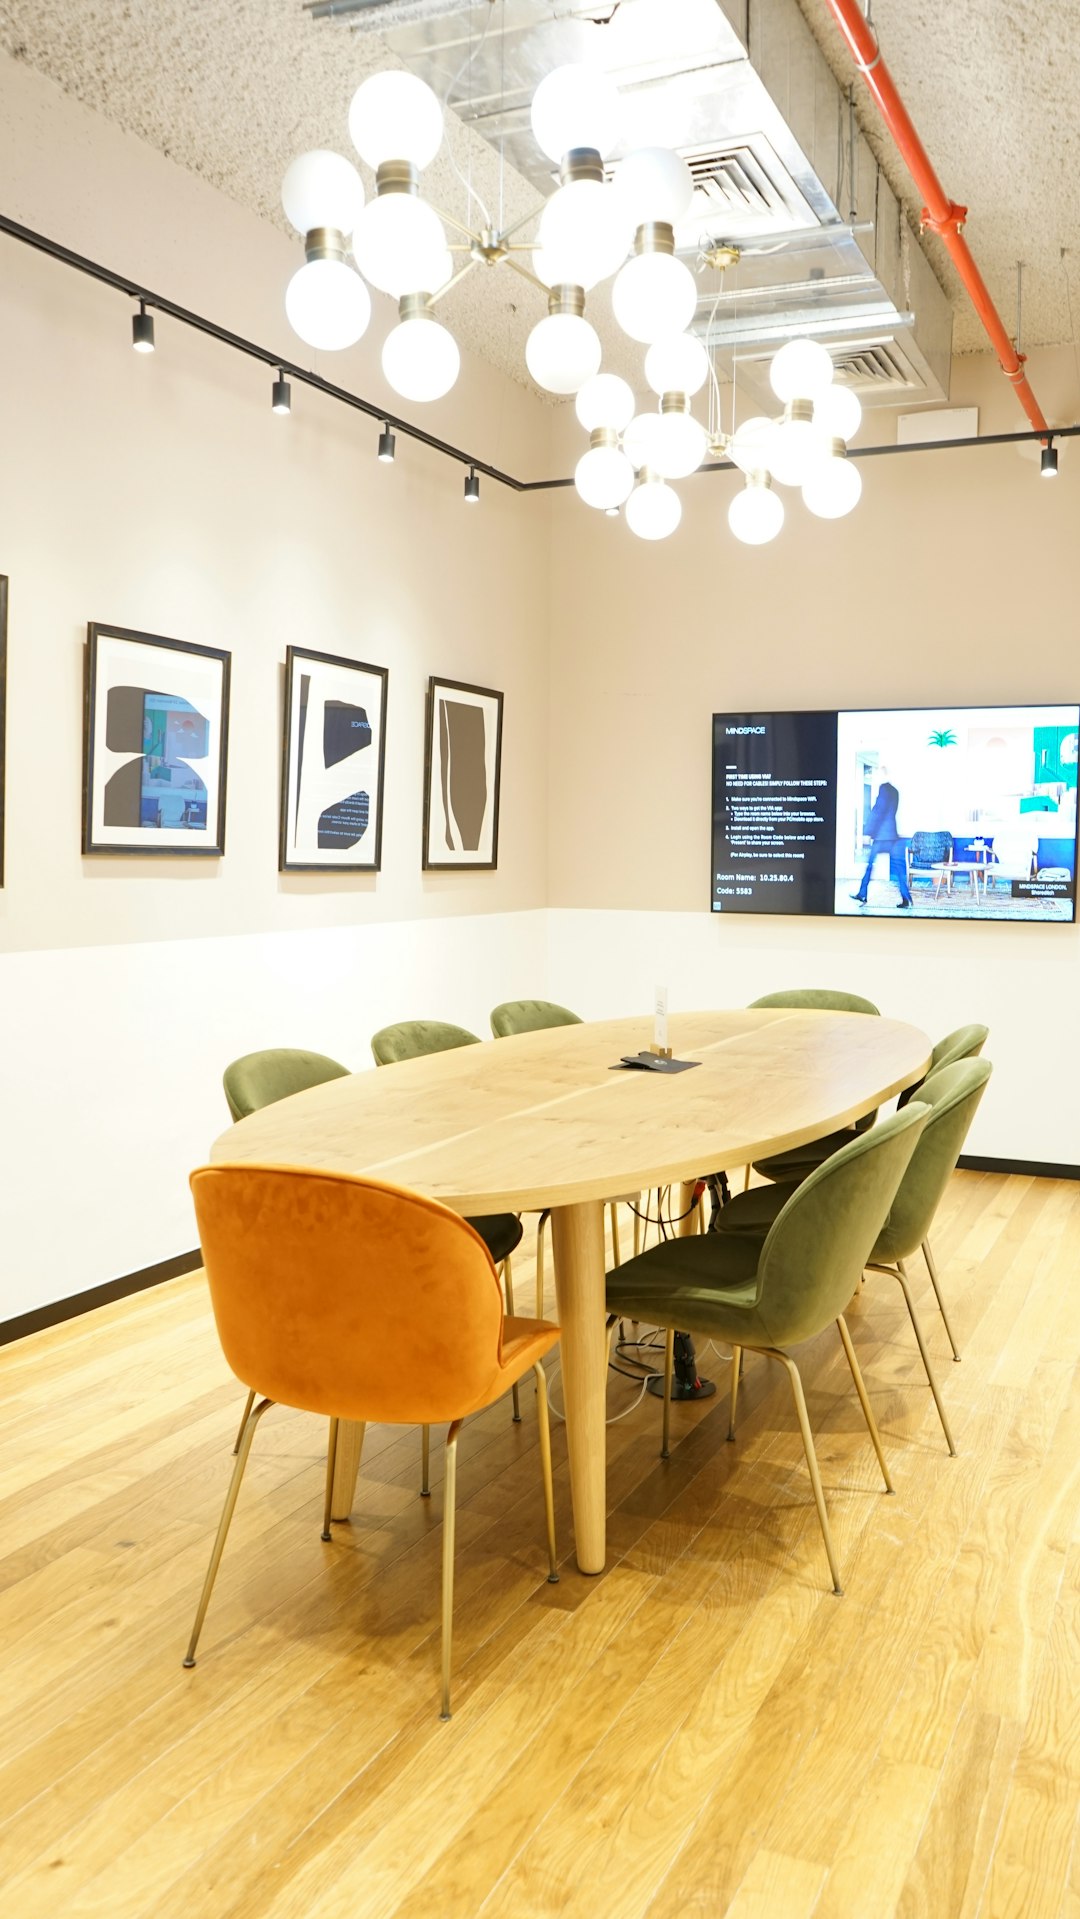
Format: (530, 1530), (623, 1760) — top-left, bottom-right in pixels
(184, 1396), (274, 1668)
(321, 1417), (339, 1541)
(633, 1199), (642, 1259)
(660, 1326), (675, 1459)
(776, 1354), (843, 1595)
(440, 1419), (462, 1720)
(743, 1165), (751, 1192)
(836, 1315), (894, 1494)
(727, 1345), (741, 1441)
(533, 1362), (559, 1583)
(232, 1389), (256, 1455)
(500, 1256), (521, 1423)
(535, 1212), (548, 1319)
(421, 1423), (431, 1496)
(610, 1201), (622, 1266)
(884, 1261), (957, 1455)
(922, 1237), (961, 1361)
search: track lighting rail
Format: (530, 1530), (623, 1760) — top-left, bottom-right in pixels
(1, 210), (1077, 492)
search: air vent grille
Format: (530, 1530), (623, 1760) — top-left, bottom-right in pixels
(829, 341), (923, 391)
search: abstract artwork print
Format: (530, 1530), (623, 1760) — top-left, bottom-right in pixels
(280, 647), (388, 871)
(423, 677), (503, 869)
(83, 625), (230, 855)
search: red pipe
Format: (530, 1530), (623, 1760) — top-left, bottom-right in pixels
(823, 0), (1050, 437)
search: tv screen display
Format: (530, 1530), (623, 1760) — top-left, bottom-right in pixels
(711, 704), (1079, 922)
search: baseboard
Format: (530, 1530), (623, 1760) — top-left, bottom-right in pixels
(0, 1250), (202, 1347)
(958, 1154), (1080, 1181)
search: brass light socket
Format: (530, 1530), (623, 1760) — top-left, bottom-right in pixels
(589, 426), (619, 452)
(634, 221), (676, 258)
(547, 283), (587, 319)
(375, 159), (420, 197)
(559, 148), (604, 187)
(660, 392), (691, 416)
(304, 226), (348, 264)
(398, 292), (435, 323)
(783, 397), (815, 428)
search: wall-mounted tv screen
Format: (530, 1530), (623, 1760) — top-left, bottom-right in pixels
(712, 704), (1079, 923)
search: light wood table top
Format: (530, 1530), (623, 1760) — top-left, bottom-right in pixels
(209, 1009), (931, 1211)
(209, 1009), (931, 1576)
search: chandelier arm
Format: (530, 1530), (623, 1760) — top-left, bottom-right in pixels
(427, 258), (482, 305)
(426, 203), (483, 245)
(501, 255), (554, 298)
(491, 199), (548, 246)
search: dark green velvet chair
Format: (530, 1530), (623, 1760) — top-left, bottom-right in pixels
(369, 1017), (525, 1420)
(718, 1058), (992, 1441)
(896, 1022), (988, 1107)
(606, 1103), (929, 1594)
(748, 990), (882, 1184)
(223, 1047), (350, 1123)
(489, 997), (640, 1306)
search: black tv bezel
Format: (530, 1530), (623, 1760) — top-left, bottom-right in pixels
(710, 701), (1080, 926)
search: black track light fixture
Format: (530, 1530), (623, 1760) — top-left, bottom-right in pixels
(132, 300), (155, 354)
(378, 423), (396, 463)
(464, 466), (480, 504)
(271, 371), (291, 414)
(1041, 439), (1059, 478)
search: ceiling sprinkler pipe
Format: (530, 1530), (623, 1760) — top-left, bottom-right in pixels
(823, 0), (1051, 438)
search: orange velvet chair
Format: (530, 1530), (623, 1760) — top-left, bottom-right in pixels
(184, 1163), (560, 1718)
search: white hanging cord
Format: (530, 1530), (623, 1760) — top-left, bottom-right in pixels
(441, 0), (496, 231)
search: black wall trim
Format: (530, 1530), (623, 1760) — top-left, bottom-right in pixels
(958, 1154), (1080, 1182)
(1, 1250), (201, 1347)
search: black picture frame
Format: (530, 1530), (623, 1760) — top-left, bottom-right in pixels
(0, 575), (7, 889)
(422, 675), (503, 871)
(82, 623), (230, 856)
(279, 644), (389, 872)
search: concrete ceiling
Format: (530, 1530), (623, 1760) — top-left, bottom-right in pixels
(1, 0), (1078, 388)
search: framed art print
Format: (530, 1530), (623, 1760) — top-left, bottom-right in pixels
(423, 676), (503, 870)
(279, 646), (388, 871)
(82, 624), (230, 855)
(0, 575), (7, 887)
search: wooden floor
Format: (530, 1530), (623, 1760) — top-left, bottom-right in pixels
(1, 1170), (1078, 1919)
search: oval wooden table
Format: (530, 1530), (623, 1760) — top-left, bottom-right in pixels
(209, 1009), (930, 1574)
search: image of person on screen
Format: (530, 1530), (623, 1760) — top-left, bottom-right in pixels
(851, 765), (913, 909)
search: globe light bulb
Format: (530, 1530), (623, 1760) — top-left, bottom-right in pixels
(625, 472), (682, 541)
(651, 408), (708, 480)
(802, 450), (863, 518)
(769, 336), (834, 403)
(525, 310), (602, 395)
(766, 407), (827, 487)
(612, 250), (697, 345)
(575, 442), (635, 510)
(535, 180), (631, 291)
(351, 193), (450, 298)
(623, 410), (664, 471)
(575, 372), (635, 435)
(530, 64), (621, 164)
(381, 305), (460, 402)
(611, 147), (694, 229)
(281, 150), (365, 238)
(729, 415), (779, 475)
(728, 475), (784, 545)
(644, 332), (709, 398)
(285, 258), (371, 351)
(349, 71), (444, 172)
(812, 382), (863, 442)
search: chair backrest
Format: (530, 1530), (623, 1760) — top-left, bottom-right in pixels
(909, 830), (952, 865)
(897, 1022), (988, 1107)
(190, 1164), (508, 1426)
(222, 1048), (350, 1123)
(490, 999), (583, 1039)
(753, 1104), (929, 1346)
(874, 1058), (992, 1263)
(370, 1020), (481, 1067)
(749, 989), (880, 1016)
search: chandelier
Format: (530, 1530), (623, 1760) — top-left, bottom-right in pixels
(280, 64), (863, 543)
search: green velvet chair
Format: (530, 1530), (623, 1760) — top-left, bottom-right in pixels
(896, 1023), (988, 1107)
(223, 1047), (350, 1123)
(489, 997), (641, 1309)
(370, 1018), (525, 1419)
(606, 1103), (929, 1594)
(222, 1046), (353, 1448)
(748, 990), (882, 1184)
(718, 1059), (992, 1453)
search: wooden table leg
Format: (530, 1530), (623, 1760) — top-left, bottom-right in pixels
(551, 1198), (608, 1576)
(330, 1420), (365, 1522)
